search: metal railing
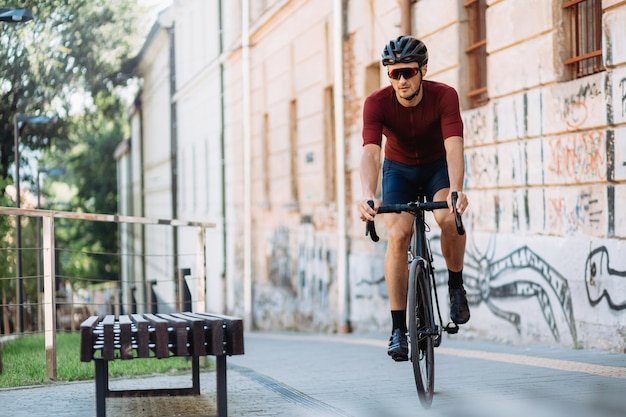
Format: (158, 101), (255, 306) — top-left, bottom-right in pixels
(0, 206), (215, 379)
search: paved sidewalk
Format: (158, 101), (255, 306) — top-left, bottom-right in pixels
(0, 332), (625, 416)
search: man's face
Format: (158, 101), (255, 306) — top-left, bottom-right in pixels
(387, 63), (427, 100)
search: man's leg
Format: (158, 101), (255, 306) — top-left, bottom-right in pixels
(384, 212), (413, 361)
(433, 188), (470, 324)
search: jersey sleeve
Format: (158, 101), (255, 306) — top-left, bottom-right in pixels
(362, 94), (384, 147)
(439, 87), (464, 140)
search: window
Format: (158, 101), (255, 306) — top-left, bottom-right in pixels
(261, 113), (271, 209)
(563, 0), (603, 79)
(289, 99), (299, 206)
(464, 0), (488, 108)
(364, 62), (381, 97)
(323, 87), (336, 203)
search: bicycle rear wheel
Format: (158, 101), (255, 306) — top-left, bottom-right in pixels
(408, 258), (435, 408)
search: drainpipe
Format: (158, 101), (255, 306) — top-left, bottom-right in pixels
(242, 0), (253, 330)
(137, 96), (148, 314)
(400, 0), (413, 35)
(218, 0), (227, 312)
(168, 24), (180, 292)
(334, 0), (350, 333)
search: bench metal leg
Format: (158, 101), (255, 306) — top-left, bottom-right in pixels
(92, 356), (215, 417)
(216, 355), (227, 417)
(192, 356), (200, 394)
(95, 359), (107, 417)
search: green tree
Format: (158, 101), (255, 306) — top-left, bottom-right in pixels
(1, 1), (153, 322)
(51, 94), (126, 285)
(0, 0), (144, 183)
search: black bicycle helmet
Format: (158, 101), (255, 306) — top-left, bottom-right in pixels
(381, 35), (428, 67)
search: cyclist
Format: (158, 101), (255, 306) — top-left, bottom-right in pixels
(357, 35), (470, 362)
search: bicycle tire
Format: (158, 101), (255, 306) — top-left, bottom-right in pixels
(408, 258), (435, 408)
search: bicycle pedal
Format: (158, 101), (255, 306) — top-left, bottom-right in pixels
(444, 322), (459, 334)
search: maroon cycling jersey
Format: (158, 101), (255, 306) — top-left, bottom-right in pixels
(362, 80), (464, 165)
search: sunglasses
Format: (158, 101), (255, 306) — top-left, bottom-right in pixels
(387, 67), (421, 80)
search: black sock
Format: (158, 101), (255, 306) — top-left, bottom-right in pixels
(448, 269), (464, 289)
(391, 310), (407, 333)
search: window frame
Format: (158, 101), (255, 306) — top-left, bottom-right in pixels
(562, 0), (604, 80)
(464, 0), (488, 108)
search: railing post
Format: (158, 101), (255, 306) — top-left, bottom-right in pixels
(196, 226), (206, 312)
(42, 215), (57, 380)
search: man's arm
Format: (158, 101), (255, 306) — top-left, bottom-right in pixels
(444, 136), (468, 214)
(358, 143), (382, 221)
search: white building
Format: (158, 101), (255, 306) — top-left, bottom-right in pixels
(116, 0), (626, 351)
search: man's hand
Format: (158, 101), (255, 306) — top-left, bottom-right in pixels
(448, 191), (468, 215)
(357, 198), (380, 221)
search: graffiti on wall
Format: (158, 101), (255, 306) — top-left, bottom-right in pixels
(430, 238), (578, 344)
(546, 190), (603, 235)
(584, 246), (626, 311)
(464, 110), (489, 145)
(269, 225), (294, 292)
(619, 78), (626, 117)
(466, 147), (498, 189)
(354, 275), (387, 301)
(559, 81), (602, 129)
(547, 131), (606, 182)
(297, 224), (334, 308)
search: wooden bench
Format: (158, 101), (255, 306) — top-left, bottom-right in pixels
(80, 312), (244, 417)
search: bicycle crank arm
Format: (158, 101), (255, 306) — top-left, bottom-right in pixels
(418, 327), (440, 337)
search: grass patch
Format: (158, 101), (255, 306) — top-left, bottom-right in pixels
(0, 332), (212, 388)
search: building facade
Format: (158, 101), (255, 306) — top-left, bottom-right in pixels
(116, 0), (626, 351)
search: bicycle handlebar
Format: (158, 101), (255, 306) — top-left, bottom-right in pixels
(365, 191), (465, 242)
(366, 200), (380, 242)
(451, 192), (466, 236)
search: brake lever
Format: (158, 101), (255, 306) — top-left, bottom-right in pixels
(365, 200), (379, 242)
(451, 191), (465, 236)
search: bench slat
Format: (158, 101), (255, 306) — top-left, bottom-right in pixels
(80, 316), (100, 362)
(171, 313), (206, 356)
(143, 313), (170, 358)
(101, 315), (116, 360)
(118, 315), (133, 360)
(131, 314), (151, 358)
(197, 313), (245, 355)
(157, 313), (189, 356)
(182, 312), (225, 355)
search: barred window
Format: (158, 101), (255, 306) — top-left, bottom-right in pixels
(464, 0), (488, 108)
(563, 0), (604, 79)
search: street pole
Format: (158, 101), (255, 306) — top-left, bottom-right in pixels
(36, 169), (43, 332)
(13, 115), (24, 333)
(3, 8), (35, 333)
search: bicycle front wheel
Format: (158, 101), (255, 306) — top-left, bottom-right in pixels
(408, 258), (435, 408)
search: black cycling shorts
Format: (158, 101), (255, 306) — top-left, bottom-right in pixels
(382, 158), (450, 204)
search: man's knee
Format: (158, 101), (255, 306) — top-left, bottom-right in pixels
(385, 235), (409, 259)
(435, 212), (456, 232)
(387, 223), (411, 242)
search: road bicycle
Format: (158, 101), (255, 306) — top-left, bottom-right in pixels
(366, 191), (465, 408)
